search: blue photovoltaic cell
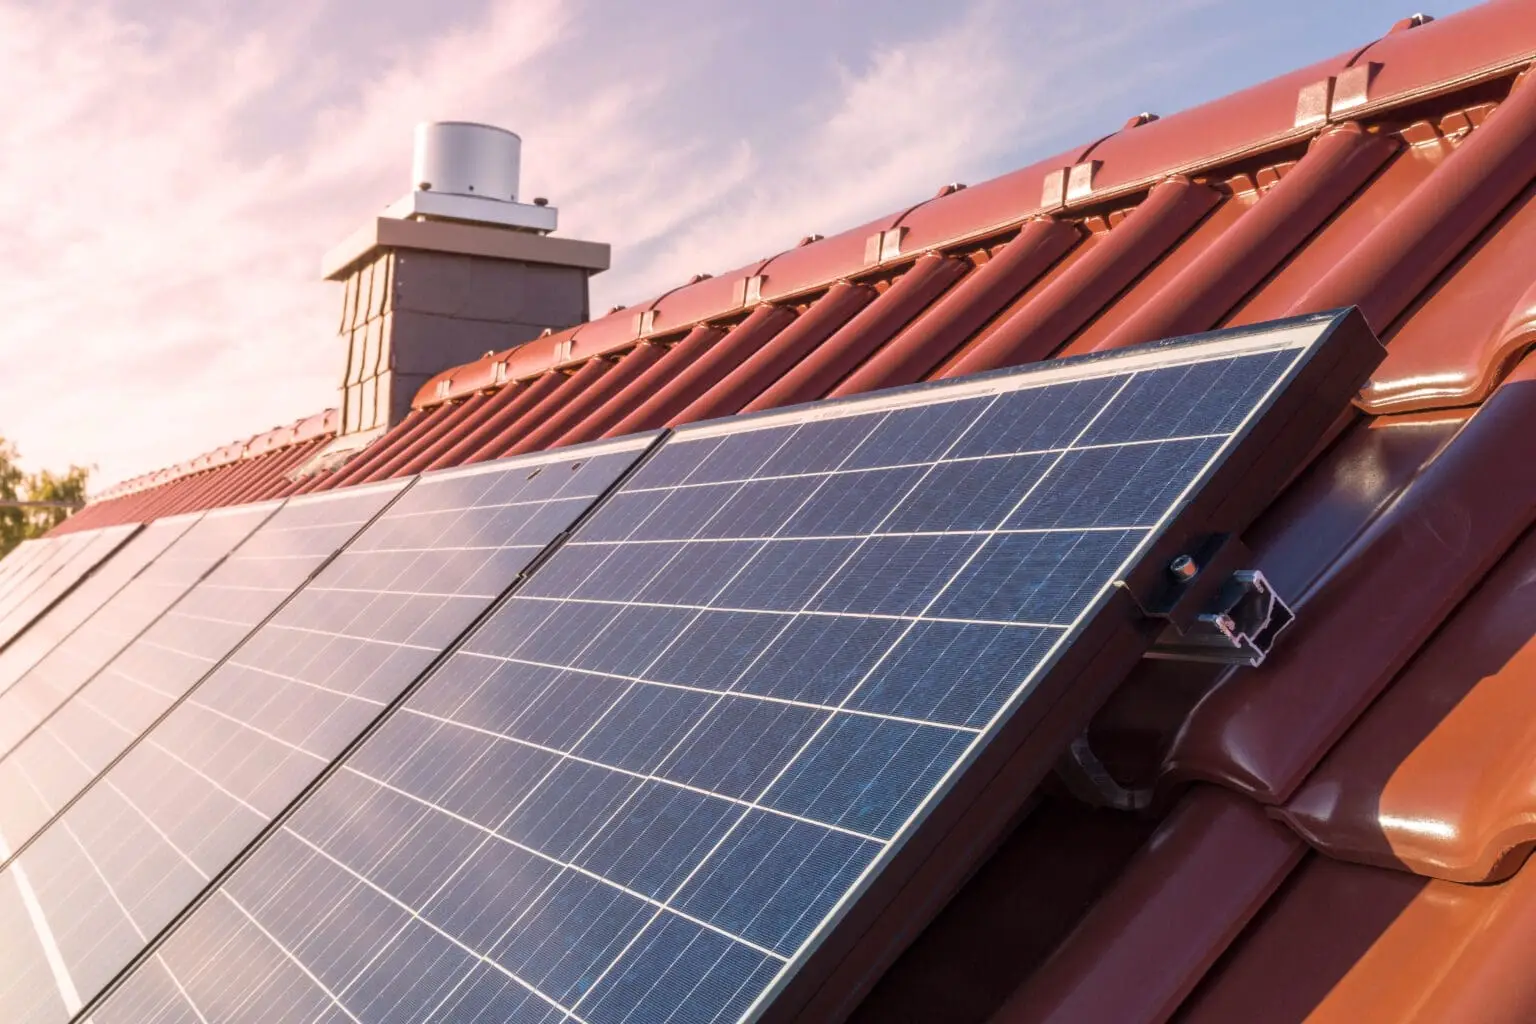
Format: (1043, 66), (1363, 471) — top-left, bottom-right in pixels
(95, 321), (1324, 1024)
(0, 536), (74, 592)
(0, 538), (48, 593)
(0, 436), (656, 1024)
(0, 535), (91, 635)
(0, 525), (141, 653)
(0, 522), (196, 700)
(0, 481), (408, 856)
(0, 507), (279, 758)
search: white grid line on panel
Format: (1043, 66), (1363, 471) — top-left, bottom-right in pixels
(620, 430), (1232, 496)
(0, 826), (84, 1015)
(458, 653), (989, 734)
(504, 594), (1070, 631)
(347, 768), (791, 960)
(572, 376), (1141, 1012)
(565, 524), (1154, 547)
(56, 817), (151, 939)
(388, 709), (892, 844)
(270, 831), (589, 1024)
(244, 623), (442, 655)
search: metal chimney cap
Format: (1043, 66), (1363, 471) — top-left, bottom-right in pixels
(412, 121), (522, 201)
(388, 120), (557, 233)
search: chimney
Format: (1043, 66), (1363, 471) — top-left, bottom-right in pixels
(319, 122), (609, 445)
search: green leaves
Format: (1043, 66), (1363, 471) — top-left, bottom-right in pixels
(0, 437), (90, 557)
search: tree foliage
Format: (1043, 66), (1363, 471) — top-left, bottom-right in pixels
(0, 437), (90, 558)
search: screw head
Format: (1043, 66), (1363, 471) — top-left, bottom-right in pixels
(1168, 554), (1199, 581)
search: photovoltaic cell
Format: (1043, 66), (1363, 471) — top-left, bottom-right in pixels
(0, 481), (409, 858)
(0, 522), (197, 700)
(0, 436), (656, 1024)
(0, 539), (55, 600)
(94, 317), (1347, 1024)
(0, 506), (279, 761)
(0, 525), (141, 653)
(0, 535), (91, 633)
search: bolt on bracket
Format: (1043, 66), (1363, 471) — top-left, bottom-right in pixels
(1145, 569), (1294, 667)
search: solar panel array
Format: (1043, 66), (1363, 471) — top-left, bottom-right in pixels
(0, 483), (409, 862)
(0, 313), (1370, 1024)
(0, 535), (91, 641)
(0, 523), (196, 702)
(84, 321), (1334, 1024)
(0, 507), (280, 759)
(0, 526), (141, 653)
(0, 538), (48, 591)
(0, 436), (658, 1023)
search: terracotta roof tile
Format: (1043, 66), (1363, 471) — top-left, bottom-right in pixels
(1278, 519), (1536, 883)
(1180, 854), (1536, 1024)
(829, 219), (1080, 395)
(600, 303), (799, 437)
(991, 787), (1304, 1024)
(671, 282), (875, 424)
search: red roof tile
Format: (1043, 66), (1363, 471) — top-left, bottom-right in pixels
(1278, 518), (1536, 883)
(56, 4), (1536, 1017)
(1179, 854), (1536, 1023)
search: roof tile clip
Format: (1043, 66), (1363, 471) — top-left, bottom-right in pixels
(732, 274), (766, 306)
(1295, 78), (1335, 127)
(864, 227), (908, 265)
(1065, 160), (1100, 203)
(1040, 167), (1069, 209)
(1331, 62), (1380, 116)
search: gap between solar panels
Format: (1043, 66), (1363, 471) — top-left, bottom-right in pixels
(0, 524), (141, 657)
(0, 482), (414, 871)
(0, 521), (196, 697)
(74, 309), (1380, 1024)
(0, 509), (276, 757)
(0, 434), (663, 1024)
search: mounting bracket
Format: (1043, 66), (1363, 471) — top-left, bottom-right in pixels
(1145, 569), (1294, 667)
(1116, 533), (1295, 667)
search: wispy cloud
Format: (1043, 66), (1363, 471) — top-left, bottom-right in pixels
(0, 0), (1249, 486)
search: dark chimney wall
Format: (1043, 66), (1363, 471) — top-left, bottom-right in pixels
(337, 248), (593, 434)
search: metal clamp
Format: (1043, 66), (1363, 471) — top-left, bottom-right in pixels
(1146, 569), (1294, 667)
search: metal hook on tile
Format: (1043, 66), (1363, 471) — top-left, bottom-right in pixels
(1056, 733), (1153, 812)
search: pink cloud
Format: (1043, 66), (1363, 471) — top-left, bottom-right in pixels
(0, 0), (1214, 489)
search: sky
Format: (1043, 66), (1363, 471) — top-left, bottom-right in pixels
(0, 0), (1481, 488)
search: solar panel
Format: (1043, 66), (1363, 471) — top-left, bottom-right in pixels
(0, 436), (657, 1023)
(0, 520), (201, 700)
(0, 526), (142, 654)
(0, 506), (279, 758)
(0, 535), (92, 630)
(89, 312), (1379, 1024)
(0, 482), (409, 859)
(0, 539), (52, 595)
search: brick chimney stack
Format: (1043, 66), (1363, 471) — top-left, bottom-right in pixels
(318, 122), (609, 448)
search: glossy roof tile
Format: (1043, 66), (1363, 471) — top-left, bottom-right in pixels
(992, 787), (1305, 1024)
(1278, 520), (1536, 883)
(49, 4), (1536, 1019)
(1180, 854), (1536, 1024)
